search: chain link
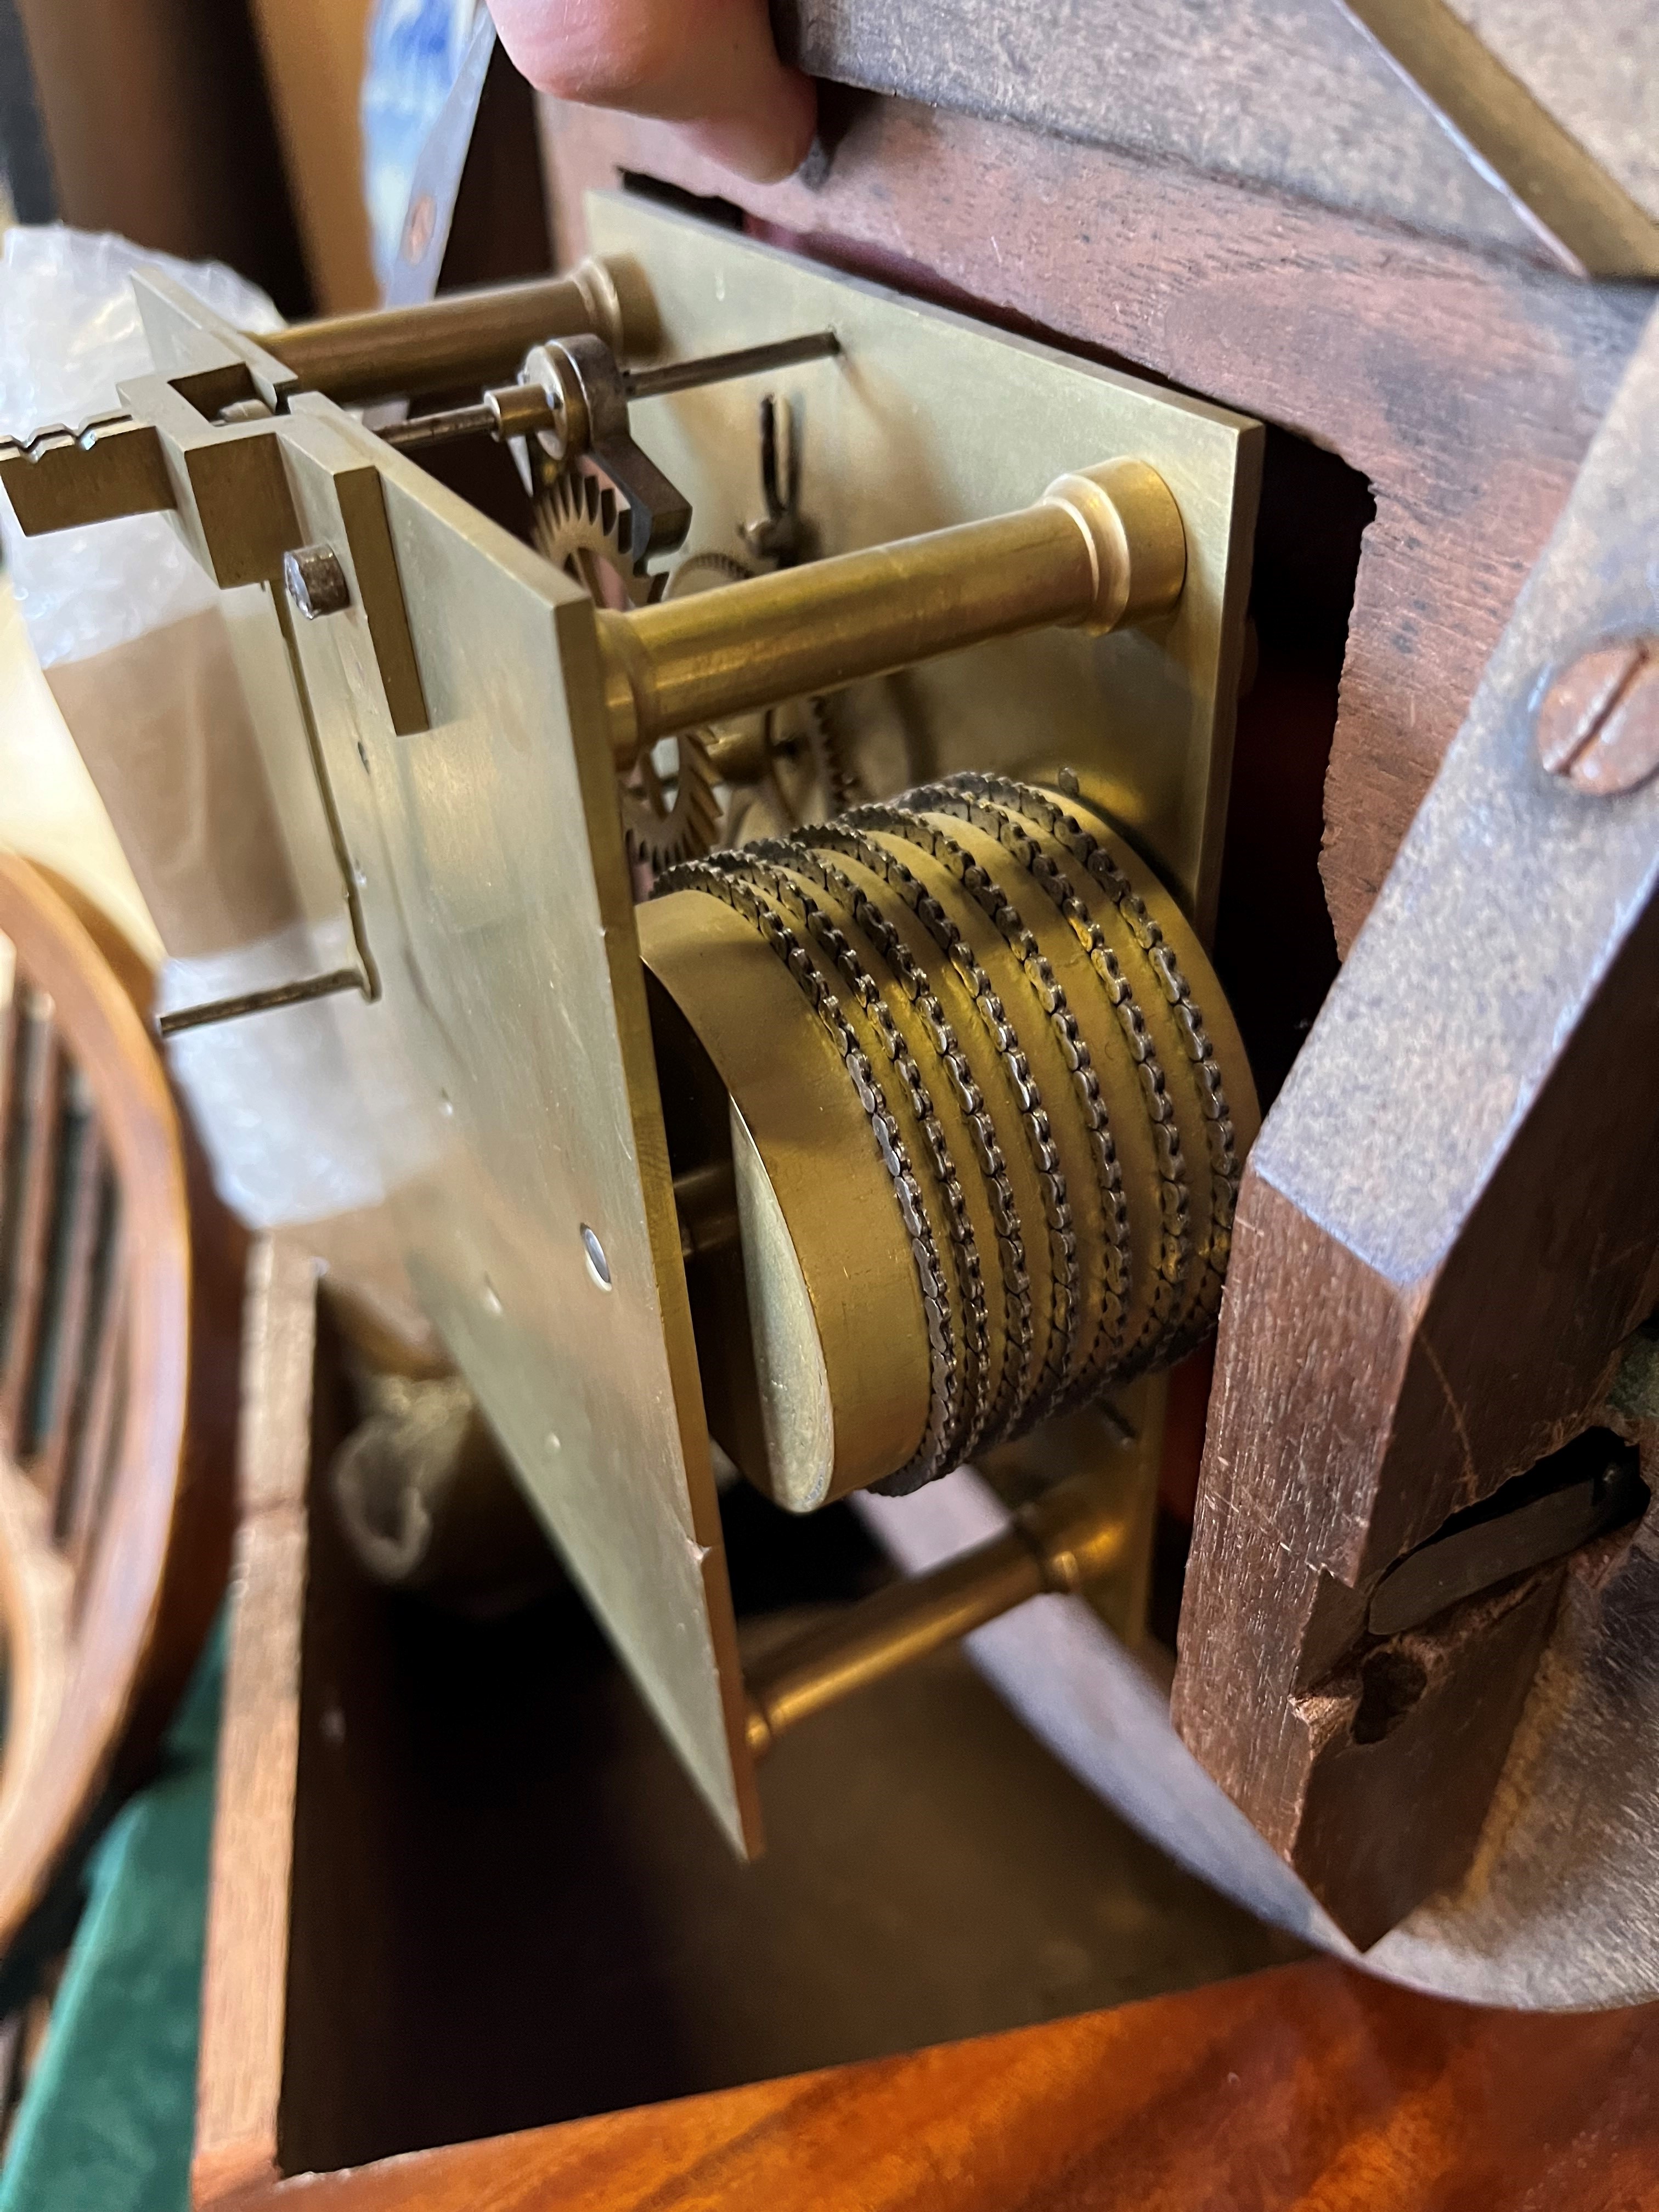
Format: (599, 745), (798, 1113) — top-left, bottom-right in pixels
(845, 803), (1104, 1421)
(948, 774), (1239, 1361)
(655, 774), (1244, 1491)
(707, 846), (993, 1473)
(901, 781), (1187, 1376)
(744, 837), (1031, 1447)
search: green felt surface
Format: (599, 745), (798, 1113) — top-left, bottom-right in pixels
(0, 1620), (223, 2212)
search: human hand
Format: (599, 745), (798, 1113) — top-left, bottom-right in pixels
(491, 0), (818, 183)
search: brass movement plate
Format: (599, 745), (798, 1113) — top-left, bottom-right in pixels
(272, 405), (760, 1853)
(252, 207), (1257, 1857)
(585, 192), (1262, 932)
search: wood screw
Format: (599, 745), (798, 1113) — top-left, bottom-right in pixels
(1536, 639), (1659, 795)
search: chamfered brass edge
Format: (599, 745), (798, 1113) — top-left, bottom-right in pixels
(270, 398), (768, 1858)
(639, 887), (935, 1512)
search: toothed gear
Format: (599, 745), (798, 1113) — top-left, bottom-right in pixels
(724, 692), (861, 845)
(533, 470), (661, 609)
(619, 731), (726, 873)
(663, 550), (754, 595)
(660, 549), (861, 845)
(537, 477), (721, 870)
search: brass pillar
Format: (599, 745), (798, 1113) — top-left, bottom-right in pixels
(744, 1472), (1136, 1756)
(255, 256), (646, 404)
(598, 459), (1186, 766)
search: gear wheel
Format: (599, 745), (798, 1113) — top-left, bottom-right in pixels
(535, 474), (721, 872)
(724, 694), (861, 847)
(663, 550), (755, 595)
(533, 469), (662, 610)
(619, 729), (725, 874)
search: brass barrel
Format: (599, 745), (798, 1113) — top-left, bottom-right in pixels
(642, 774), (1260, 1514)
(255, 257), (647, 404)
(598, 459), (1186, 766)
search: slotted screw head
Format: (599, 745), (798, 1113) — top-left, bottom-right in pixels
(1537, 639), (1659, 795)
(284, 543), (350, 620)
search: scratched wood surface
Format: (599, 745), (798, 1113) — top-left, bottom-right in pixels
(776, 0), (1659, 255)
(777, 0), (1557, 261)
(539, 93), (1652, 956)
(199, 1955), (1659, 2210)
(191, 1236), (317, 2206)
(1170, 308), (1659, 1972)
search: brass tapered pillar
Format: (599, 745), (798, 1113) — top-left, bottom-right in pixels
(598, 458), (1186, 766)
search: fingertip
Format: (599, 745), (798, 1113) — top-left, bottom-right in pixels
(767, 65), (822, 179)
(685, 67), (820, 183)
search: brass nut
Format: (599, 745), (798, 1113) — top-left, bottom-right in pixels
(283, 543), (349, 620)
(1537, 638), (1659, 796)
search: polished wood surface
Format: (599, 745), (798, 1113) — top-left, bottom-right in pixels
(195, 1253), (1301, 2200)
(209, 1956), (1659, 2209)
(196, 1259), (1659, 2212)
(0, 857), (238, 1963)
